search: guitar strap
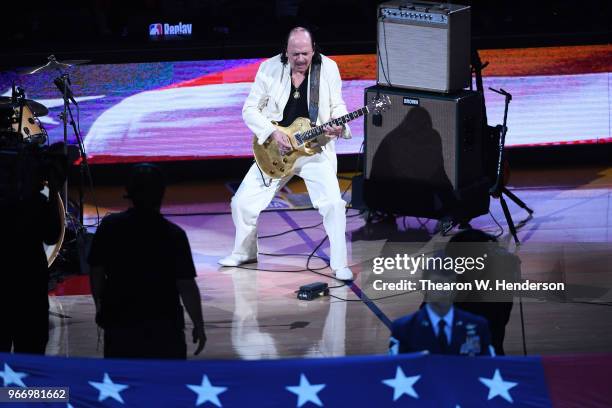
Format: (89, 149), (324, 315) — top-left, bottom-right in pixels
(308, 62), (321, 126)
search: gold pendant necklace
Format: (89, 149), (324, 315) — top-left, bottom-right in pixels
(291, 72), (302, 99)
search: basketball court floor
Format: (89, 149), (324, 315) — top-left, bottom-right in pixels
(45, 164), (612, 359)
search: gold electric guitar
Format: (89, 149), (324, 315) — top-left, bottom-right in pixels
(253, 95), (391, 179)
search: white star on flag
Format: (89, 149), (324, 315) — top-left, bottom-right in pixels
(479, 369), (518, 403)
(88, 372), (129, 404)
(286, 373), (326, 407)
(382, 366), (421, 401)
(0, 363), (28, 387)
(187, 375), (228, 407)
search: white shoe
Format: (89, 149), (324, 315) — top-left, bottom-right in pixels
(218, 254), (257, 267)
(334, 267), (353, 281)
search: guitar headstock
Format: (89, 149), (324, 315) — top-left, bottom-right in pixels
(368, 95), (392, 114)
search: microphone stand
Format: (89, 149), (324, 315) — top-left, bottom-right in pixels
(51, 55), (86, 227)
(48, 55), (71, 219)
(488, 87), (533, 244)
(60, 77), (70, 218)
(65, 98), (87, 227)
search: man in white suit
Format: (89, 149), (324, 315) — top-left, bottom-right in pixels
(219, 27), (353, 281)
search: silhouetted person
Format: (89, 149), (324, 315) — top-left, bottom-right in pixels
(88, 163), (206, 359)
(389, 266), (492, 356)
(0, 143), (65, 354)
(446, 229), (519, 355)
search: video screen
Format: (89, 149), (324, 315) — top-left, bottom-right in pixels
(1, 45), (610, 164)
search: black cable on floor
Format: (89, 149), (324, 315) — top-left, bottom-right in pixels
(489, 211), (505, 238)
(330, 289), (419, 302)
(259, 222), (323, 239)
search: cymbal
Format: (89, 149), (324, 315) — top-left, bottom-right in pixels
(0, 97), (49, 117)
(18, 55), (90, 75)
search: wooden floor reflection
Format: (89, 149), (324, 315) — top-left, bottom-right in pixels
(47, 165), (612, 359)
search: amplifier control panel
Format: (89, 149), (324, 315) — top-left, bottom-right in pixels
(380, 7), (449, 25)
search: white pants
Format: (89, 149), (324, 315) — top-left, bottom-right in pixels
(229, 153), (348, 271)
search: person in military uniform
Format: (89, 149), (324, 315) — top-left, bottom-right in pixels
(389, 266), (493, 356)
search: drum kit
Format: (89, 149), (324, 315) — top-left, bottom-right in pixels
(1, 55), (89, 266)
(0, 93), (49, 146)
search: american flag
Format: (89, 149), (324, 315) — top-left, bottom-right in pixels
(1, 351), (610, 407)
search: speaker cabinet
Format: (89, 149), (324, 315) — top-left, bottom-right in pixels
(377, 1), (471, 93)
(363, 86), (490, 219)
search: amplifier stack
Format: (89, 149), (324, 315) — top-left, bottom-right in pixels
(360, 1), (490, 222)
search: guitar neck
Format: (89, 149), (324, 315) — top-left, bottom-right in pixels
(298, 106), (369, 143)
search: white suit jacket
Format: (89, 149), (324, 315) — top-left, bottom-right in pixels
(242, 54), (351, 166)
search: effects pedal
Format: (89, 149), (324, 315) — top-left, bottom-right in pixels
(297, 282), (329, 301)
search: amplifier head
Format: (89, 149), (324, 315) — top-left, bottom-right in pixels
(377, 1), (471, 93)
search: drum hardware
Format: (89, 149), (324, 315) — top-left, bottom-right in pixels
(41, 56), (98, 280)
(0, 96), (49, 117)
(22, 55), (91, 228)
(42, 185), (66, 266)
(5, 54), (93, 267)
(10, 103), (48, 145)
(0, 86), (49, 146)
(17, 55), (90, 75)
